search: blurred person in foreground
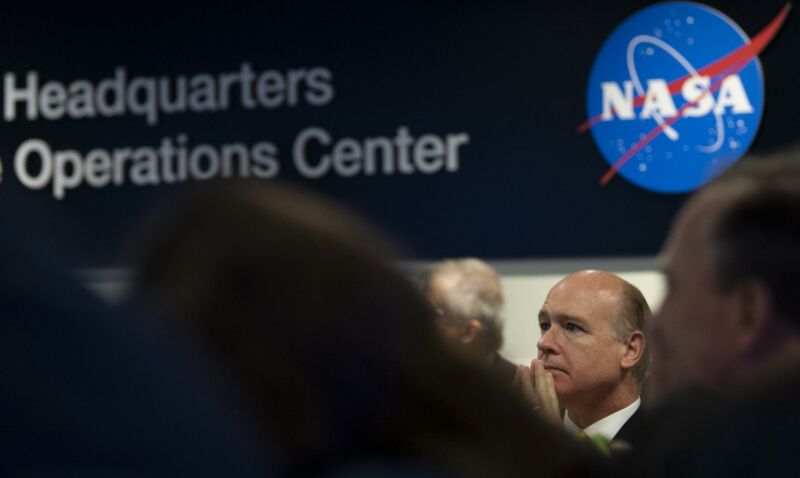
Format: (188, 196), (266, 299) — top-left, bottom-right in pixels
(423, 258), (517, 383)
(630, 145), (800, 476)
(0, 192), (273, 477)
(516, 270), (649, 454)
(133, 181), (607, 478)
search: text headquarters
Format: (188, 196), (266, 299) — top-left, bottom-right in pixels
(1, 63), (470, 199)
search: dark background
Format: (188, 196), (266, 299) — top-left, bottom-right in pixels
(0, 1), (796, 268)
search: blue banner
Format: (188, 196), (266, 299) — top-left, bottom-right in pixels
(0, 1), (795, 267)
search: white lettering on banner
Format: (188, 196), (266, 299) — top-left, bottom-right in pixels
(2, 64), (335, 125)
(13, 137), (280, 200)
(0, 63), (473, 199)
(293, 127), (470, 179)
(600, 75), (754, 121)
(601, 81), (635, 120)
(4, 72), (37, 121)
(9, 127), (470, 199)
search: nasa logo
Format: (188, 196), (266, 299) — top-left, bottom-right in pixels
(582, 3), (789, 193)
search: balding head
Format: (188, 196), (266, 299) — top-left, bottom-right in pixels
(537, 270), (649, 418)
(549, 270), (628, 316)
(548, 270), (650, 385)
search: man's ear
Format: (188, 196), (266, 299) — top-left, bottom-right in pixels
(731, 278), (774, 352)
(621, 331), (645, 371)
(461, 319), (483, 344)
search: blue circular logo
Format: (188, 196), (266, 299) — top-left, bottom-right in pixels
(586, 2), (765, 193)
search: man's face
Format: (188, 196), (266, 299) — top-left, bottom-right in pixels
(649, 187), (745, 401)
(537, 272), (627, 407)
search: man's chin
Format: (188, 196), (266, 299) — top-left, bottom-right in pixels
(555, 389), (577, 409)
(552, 379), (572, 398)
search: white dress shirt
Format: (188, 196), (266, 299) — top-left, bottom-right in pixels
(563, 397), (641, 441)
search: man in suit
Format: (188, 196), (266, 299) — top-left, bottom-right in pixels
(517, 270), (649, 451)
(423, 258), (517, 383)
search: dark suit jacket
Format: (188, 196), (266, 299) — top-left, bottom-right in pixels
(614, 406), (644, 446)
(609, 406), (644, 458)
(629, 370), (800, 477)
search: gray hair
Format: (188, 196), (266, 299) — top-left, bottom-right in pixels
(612, 280), (651, 387)
(424, 258), (505, 353)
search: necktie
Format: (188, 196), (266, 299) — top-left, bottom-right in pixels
(573, 430), (611, 455)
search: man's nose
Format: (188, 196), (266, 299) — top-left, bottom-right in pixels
(537, 328), (558, 355)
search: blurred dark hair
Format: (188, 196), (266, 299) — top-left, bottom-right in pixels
(134, 180), (599, 478)
(709, 144), (800, 329)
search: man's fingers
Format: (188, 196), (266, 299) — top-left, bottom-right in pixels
(528, 359), (537, 384)
(533, 359), (549, 399)
(533, 360), (561, 425)
(545, 371), (559, 414)
(515, 365), (539, 412)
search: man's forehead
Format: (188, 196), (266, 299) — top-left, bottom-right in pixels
(429, 272), (454, 290)
(551, 271), (625, 296)
(542, 272), (623, 319)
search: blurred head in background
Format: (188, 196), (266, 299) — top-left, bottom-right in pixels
(650, 144), (800, 404)
(423, 259), (507, 361)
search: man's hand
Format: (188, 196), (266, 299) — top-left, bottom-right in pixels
(513, 359), (561, 426)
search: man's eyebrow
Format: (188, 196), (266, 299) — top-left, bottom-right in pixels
(551, 313), (588, 325)
(538, 311), (548, 320)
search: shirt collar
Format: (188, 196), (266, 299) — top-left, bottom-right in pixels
(563, 397), (641, 441)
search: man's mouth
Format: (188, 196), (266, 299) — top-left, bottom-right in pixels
(543, 364), (567, 374)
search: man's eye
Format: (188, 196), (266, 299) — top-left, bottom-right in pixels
(565, 323), (582, 332)
(539, 322), (550, 331)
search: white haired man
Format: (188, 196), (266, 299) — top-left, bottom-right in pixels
(423, 258), (516, 383)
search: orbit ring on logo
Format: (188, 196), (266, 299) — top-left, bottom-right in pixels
(580, 2), (790, 193)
